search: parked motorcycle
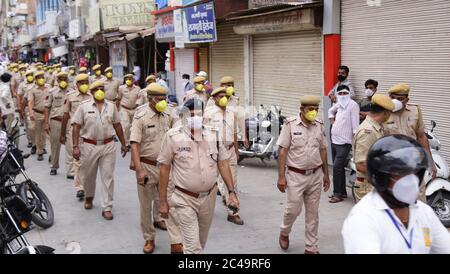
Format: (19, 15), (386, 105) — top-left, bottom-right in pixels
(1, 120), (54, 229)
(0, 123), (54, 253)
(238, 105), (286, 163)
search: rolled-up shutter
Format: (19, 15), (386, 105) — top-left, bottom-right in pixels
(252, 30), (323, 117)
(341, 0), (450, 160)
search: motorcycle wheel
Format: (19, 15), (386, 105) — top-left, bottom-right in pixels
(19, 181), (54, 229)
(427, 190), (450, 227)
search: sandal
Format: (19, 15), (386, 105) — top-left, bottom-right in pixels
(329, 196), (344, 203)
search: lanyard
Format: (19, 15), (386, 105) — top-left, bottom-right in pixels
(384, 209), (414, 250)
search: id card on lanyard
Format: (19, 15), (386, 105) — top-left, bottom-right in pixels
(385, 209), (414, 252)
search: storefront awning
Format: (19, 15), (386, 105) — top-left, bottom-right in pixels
(103, 27), (155, 43)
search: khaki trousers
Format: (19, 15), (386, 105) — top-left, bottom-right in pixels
(172, 185), (217, 254)
(24, 110), (34, 145)
(28, 116), (45, 155)
(49, 119), (62, 170)
(4, 114), (19, 147)
(67, 126), (82, 190)
(138, 163), (160, 241)
(354, 178), (373, 203)
(166, 179), (183, 245)
(79, 141), (115, 211)
(217, 148), (238, 215)
(280, 169), (322, 253)
(119, 108), (135, 145)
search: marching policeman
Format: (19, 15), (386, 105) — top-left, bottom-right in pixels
(277, 95), (330, 254)
(104, 67), (120, 103)
(44, 71), (72, 175)
(352, 94), (394, 202)
(136, 75), (157, 107)
(72, 80), (127, 220)
(90, 64), (107, 83)
(182, 76), (208, 104)
(18, 70), (35, 149)
(68, 66), (76, 86)
(158, 98), (239, 254)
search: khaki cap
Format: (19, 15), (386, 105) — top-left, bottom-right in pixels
(104, 67), (113, 73)
(92, 64), (102, 71)
(68, 65), (75, 69)
(10, 63), (18, 68)
(146, 75), (156, 82)
(75, 73), (89, 82)
(25, 70), (34, 76)
(220, 76), (234, 84)
(34, 71), (45, 78)
(211, 87), (226, 96)
(300, 95), (321, 106)
(146, 83), (167, 96)
(371, 94), (394, 111)
(18, 64), (26, 70)
(35, 62), (43, 66)
(388, 83), (410, 95)
(79, 67), (88, 73)
(57, 71), (68, 78)
(193, 76), (205, 83)
(124, 74), (134, 79)
(90, 80), (105, 90)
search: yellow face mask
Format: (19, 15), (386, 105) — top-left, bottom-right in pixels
(195, 84), (204, 92)
(79, 84), (89, 94)
(59, 81), (68, 89)
(56, 68), (61, 73)
(126, 79), (133, 87)
(37, 66), (43, 70)
(37, 78), (45, 86)
(94, 90), (105, 101)
(48, 69), (54, 74)
(106, 72), (113, 79)
(95, 70), (102, 76)
(218, 97), (228, 107)
(26, 76), (34, 83)
(226, 86), (234, 97)
(69, 69), (75, 76)
(13, 68), (18, 73)
(155, 99), (168, 113)
(305, 110), (318, 122)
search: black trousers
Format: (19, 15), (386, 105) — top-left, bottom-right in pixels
(331, 143), (352, 198)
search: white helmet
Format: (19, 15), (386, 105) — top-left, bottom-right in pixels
(196, 71), (208, 78)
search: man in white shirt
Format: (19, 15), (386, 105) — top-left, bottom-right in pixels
(0, 73), (17, 142)
(328, 85), (360, 202)
(342, 135), (450, 254)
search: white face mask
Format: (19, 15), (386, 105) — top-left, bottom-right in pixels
(392, 99), (404, 112)
(337, 93), (351, 107)
(187, 116), (203, 130)
(365, 89), (375, 97)
(392, 174), (420, 205)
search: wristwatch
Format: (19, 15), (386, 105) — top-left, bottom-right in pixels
(228, 189), (236, 194)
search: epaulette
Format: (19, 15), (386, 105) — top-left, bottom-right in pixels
(315, 119), (324, 124)
(134, 105), (147, 119)
(67, 89), (78, 96)
(168, 126), (183, 137)
(80, 98), (91, 105)
(285, 116), (297, 124)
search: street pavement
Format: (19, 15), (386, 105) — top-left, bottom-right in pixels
(19, 134), (355, 254)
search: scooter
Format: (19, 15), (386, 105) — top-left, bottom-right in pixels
(424, 120), (450, 227)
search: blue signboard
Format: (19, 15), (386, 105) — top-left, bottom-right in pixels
(182, 0), (202, 5)
(184, 2), (217, 43)
(156, 0), (168, 9)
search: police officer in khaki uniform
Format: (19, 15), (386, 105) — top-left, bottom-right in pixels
(103, 67), (120, 103)
(72, 80), (127, 220)
(204, 87), (244, 225)
(68, 66), (76, 85)
(158, 98), (240, 254)
(9, 63), (20, 98)
(385, 83), (436, 202)
(90, 64), (107, 84)
(60, 74), (92, 199)
(353, 94), (394, 202)
(18, 70), (36, 149)
(116, 74), (143, 148)
(277, 95), (330, 254)
(182, 76), (208, 104)
(136, 75), (158, 107)
(28, 71), (50, 161)
(130, 83), (182, 254)
(45, 65), (55, 87)
(44, 71), (72, 175)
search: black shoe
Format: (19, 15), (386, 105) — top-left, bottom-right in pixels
(113, 136), (118, 142)
(48, 155), (52, 162)
(217, 190), (221, 196)
(37, 154), (44, 161)
(50, 169), (57, 176)
(27, 143), (32, 148)
(126, 145), (131, 152)
(76, 190), (85, 199)
(43, 149), (47, 155)
(67, 175), (75, 180)
(30, 146), (36, 155)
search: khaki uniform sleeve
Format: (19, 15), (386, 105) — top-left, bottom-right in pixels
(353, 130), (372, 164)
(72, 105), (84, 126)
(277, 122), (292, 149)
(415, 105), (425, 134)
(157, 133), (174, 165)
(129, 115), (143, 143)
(218, 140), (228, 161)
(112, 104), (121, 124)
(63, 97), (70, 114)
(27, 89), (34, 102)
(44, 90), (53, 108)
(319, 124), (328, 149)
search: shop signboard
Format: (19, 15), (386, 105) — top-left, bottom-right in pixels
(156, 12), (175, 42)
(184, 2), (216, 43)
(100, 0), (156, 29)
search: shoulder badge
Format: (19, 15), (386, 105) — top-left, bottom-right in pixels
(134, 105), (147, 119)
(285, 116), (297, 124)
(80, 98), (91, 105)
(168, 126), (183, 137)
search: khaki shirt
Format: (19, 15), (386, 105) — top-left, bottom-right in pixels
(11, 72), (21, 91)
(384, 104), (424, 140)
(183, 89), (208, 104)
(28, 84), (51, 112)
(104, 78), (120, 102)
(89, 75), (107, 84)
(118, 85), (141, 109)
(45, 87), (70, 118)
(130, 105), (172, 160)
(277, 115), (327, 170)
(46, 73), (55, 86)
(204, 104), (237, 148)
(157, 125), (228, 193)
(72, 99), (120, 140)
(353, 116), (384, 179)
(18, 82), (34, 97)
(64, 90), (92, 118)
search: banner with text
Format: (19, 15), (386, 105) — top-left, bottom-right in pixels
(100, 0), (156, 29)
(184, 2), (217, 43)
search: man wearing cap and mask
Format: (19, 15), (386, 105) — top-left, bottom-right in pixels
(359, 79), (378, 122)
(130, 83), (182, 254)
(18, 70), (36, 149)
(277, 95), (330, 254)
(28, 71), (51, 161)
(72, 80), (127, 220)
(103, 67), (120, 103)
(45, 65), (55, 87)
(44, 71), (72, 176)
(385, 83), (436, 202)
(342, 135), (450, 254)
(158, 98), (240, 254)
(67, 66), (76, 85)
(9, 63), (20, 98)
(50, 64), (62, 87)
(60, 73), (92, 199)
(196, 71), (212, 95)
(204, 87), (244, 225)
(183, 76), (208, 104)
(90, 64), (106, 84)
(117, 74), (143, 149)
(352, 94), (394, 202)
(328, 65), (355, 104)
(136, 75), (157, 107)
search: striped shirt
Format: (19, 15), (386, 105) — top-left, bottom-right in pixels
(328, 100), (360, 145)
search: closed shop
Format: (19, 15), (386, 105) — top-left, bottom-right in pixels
(341, 0), (450, 159)
(210, 23), (245, 103)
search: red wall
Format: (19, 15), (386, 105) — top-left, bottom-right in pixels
(324, 34), (341, 96)
(213, 0), (249, 18)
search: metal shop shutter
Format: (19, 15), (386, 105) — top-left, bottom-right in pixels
(253, 30), (323, 117)
(341, 0), (450, 160)
(210, 23), (245, 104)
